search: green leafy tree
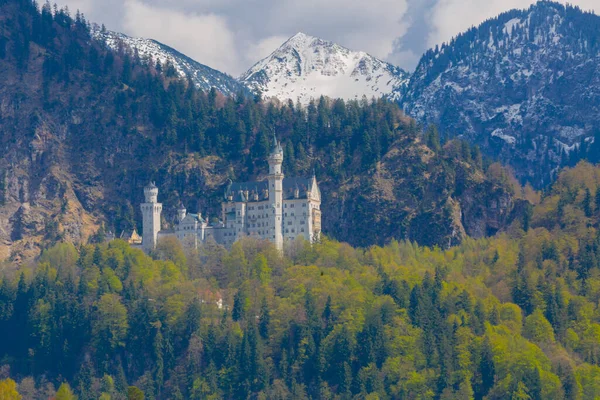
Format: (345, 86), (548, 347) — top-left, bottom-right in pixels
(93, 294), (129, 352)
(127, 386), (144, 400)
(55, 383), (77, 400)
(0, 378), (21, 400)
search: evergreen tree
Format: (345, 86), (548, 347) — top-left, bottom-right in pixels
(476, 336), (495, 399)
(232, 290), (244, 322)
(258, 297), (270, 340)
(583, 187), (593, 217)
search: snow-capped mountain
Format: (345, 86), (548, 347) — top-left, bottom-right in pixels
(92, 27), (250, 97)
(240, 32), (410, 104)
(401, 1), (600, 186)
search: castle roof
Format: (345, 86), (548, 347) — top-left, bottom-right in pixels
(225, 177), (316, 203)
(271, 132), (283, 154)
(181, 213), (205, 223)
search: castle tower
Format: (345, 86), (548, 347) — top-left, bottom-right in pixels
(177, 202), (187, 222)
(141, 182), (162, 252)
(268, 133), (284, 251)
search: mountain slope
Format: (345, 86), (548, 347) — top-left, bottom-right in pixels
(240, 32), (410, 104)
(0, 0), (526, 261)
(92, 27), (250, 97)
(402, 1), (600, 186)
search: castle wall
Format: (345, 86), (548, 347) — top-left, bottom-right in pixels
(282, 198), (310, 242)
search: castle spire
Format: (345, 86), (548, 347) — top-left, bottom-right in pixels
(271, 131), (283, 155)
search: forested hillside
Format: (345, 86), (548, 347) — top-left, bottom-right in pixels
(0, 0), (522, 261)
(0, 162), (599, 399)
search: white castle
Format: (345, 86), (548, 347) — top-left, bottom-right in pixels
(140, 136), (322, 252)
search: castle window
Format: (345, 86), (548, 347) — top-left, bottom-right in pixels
(301, 228), (305, 232)
(284, 204), (287, 208)
(288, 221), (292, 225)
(292, 229), (295, 233)
(303, 204), (306, 207)
(291, 204), (294, 208)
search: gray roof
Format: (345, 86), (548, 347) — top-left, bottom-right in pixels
(184, 213), (205, 223)
(225, 177), (314, 202)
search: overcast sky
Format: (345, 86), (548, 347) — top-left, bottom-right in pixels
(59, 0), (598, 76)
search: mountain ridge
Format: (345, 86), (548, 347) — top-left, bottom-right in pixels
(92, 26), (251, 97)
(239, 32), (410, 104)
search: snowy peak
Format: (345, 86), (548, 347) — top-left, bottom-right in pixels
(91, 27), (250, 97)
(240, 32), (409, 104)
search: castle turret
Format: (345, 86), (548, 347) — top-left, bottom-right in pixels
(268, 133), (284, 251)
(177, 203), (187, 222)
(141, 182), (162, 252)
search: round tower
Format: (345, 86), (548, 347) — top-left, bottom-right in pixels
(268, 133), (284, 251)
(268, 133), (284, 175)
(141, 182), (162, 252)
(177, 202), (187, 222)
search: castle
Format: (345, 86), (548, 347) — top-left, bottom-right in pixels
(140, 136), (322, 252)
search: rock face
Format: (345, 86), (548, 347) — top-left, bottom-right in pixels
(320, 139), (523, 249)
(92, 27), (251, 97)
(240, 32), (410, 104)
(401, 1), (600, 186)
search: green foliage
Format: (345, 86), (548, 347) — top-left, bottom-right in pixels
(1, 185), (600, 399)
(127, 386), (144, 400)
(56, 383), (77, 400)
(0, 378), (21, 400)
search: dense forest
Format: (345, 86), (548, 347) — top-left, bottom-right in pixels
(0, 161), (600, 399)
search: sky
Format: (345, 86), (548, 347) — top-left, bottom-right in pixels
(59, 0), (598, 76)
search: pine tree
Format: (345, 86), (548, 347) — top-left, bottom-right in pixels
(153, 325), (164, 395)
(232, 290), (244, 322)
(583, 188), (592, 217)
(259, 297), (270, 340)
(477, 336), (495, 399)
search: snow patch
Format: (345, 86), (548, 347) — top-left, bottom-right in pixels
(491, 129), (516, 145)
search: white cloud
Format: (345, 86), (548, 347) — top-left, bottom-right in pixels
(122, 0), (238, 74)
(244, 35), (290, 68)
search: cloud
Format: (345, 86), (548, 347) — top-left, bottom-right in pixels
(244, 35), (290, 67)
(122, 0), (238, 74)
